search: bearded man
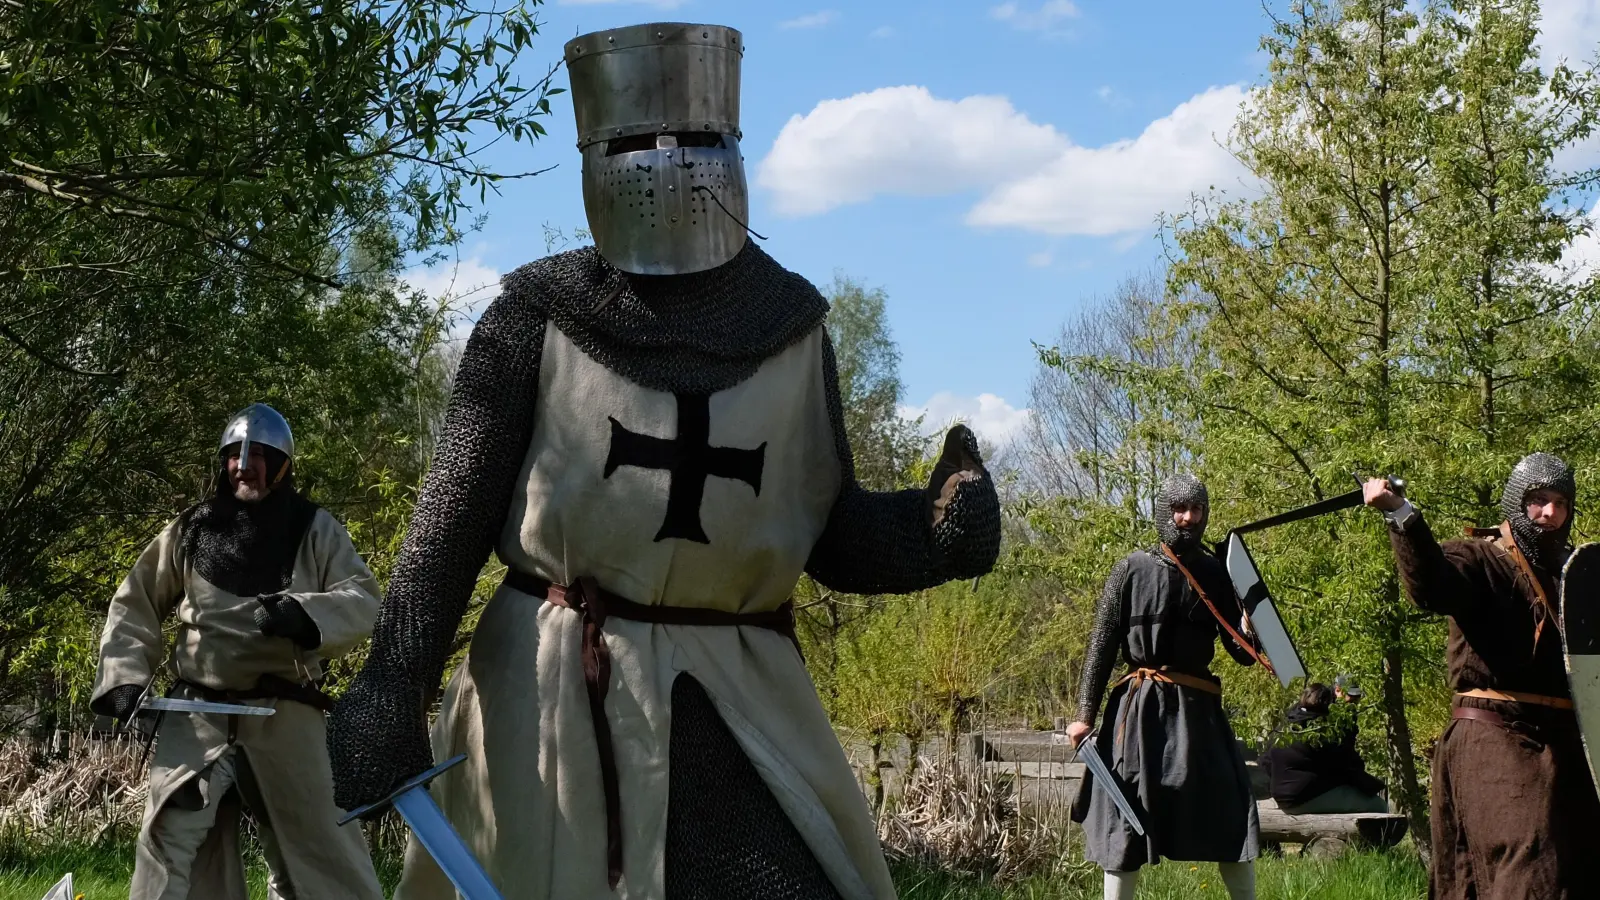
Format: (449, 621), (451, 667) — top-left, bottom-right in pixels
(1365, 452), (1600, 899)
(1067, 474), (1263, 900)
(325, 22), (1002, 900)
(91, 403), (384, 900)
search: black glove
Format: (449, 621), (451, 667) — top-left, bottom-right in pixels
(93, 683), (146, 724)
(926, 425), (1002, 578)
(327, 661), (435, 815)
(254, 594), (322, 649)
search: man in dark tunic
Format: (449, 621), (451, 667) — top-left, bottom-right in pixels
(1067, 474), (1262, 900)
(1364, 452), (1600, 899)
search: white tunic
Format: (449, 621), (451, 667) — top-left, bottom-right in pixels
(396, 324), (896, 899)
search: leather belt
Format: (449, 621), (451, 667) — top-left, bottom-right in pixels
(176, 674), (334, 713)
(1115, 666), (1223, 696)
(1112, 666), (1223, 751)
(1456, 688), (1573, 710)
(502, 568), (800, 888)
(1452, 706), (1511, 728)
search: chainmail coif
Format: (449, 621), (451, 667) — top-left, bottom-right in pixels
(665, 674), (843, 900)
(1500, 451), (1577, 573)
(505, 239), (829, 395)
(1156, 474), (1209, 555)
(181, 471), (319, 597)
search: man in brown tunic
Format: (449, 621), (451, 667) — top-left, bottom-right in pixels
(1364, 452), (1600, 899)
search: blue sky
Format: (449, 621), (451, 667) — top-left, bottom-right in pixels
(409, 0), (1600, 447)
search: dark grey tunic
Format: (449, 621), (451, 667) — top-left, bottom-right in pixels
(1070, 546), (1261, 871)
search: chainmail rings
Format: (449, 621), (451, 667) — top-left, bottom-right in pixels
(181, 478), (320, 598)
(504, 241), (829, 396)
(803, 334), (1001, 593)
(1156, 474), (1209, 554)
(665, 674), (843, 900)
(1501, 452), (1577, 573)
(327, 290), (550, 813)
(1075, 557), (1131, 726)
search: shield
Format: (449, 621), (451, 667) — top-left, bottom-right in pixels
(39, 874), (72, 900)
(1560, 543), (1600, 786)
(1222, 531), (1307, 687)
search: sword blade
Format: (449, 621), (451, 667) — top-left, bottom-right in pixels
(1076, 735), (1147, 836)
(1231, 488), (1365, 535)
(392, 786), (504, 900)
(140, 697), (275, 716)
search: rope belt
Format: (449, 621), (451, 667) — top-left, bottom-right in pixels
(1455, 688), (1574, 710)
(502, 568), (801, 889)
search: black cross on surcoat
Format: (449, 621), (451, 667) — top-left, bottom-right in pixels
(603, 393), (766, 544)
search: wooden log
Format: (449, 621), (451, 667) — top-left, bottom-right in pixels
(1256, 799), (1408, 848)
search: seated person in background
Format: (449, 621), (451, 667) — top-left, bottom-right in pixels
(1262, 681), (1388, 814)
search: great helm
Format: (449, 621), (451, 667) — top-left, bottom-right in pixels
(565, 23), (747, 275)
(218, 403), (294, 475)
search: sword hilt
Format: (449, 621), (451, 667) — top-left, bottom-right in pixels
(338, 753), (469, 826)
(1352, 471), (1406, 497)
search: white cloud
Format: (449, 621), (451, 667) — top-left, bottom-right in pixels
(870, 25), (896, 38)
(990, 1), (1079, 30)
(758, 86), (1067, 217)
(967, 85), (1251, 236)
(781, 10), (837, 29)
(1537, 0), (1600, 71)
(1538, 1), (1600, 172)
(402, 253), (502, 343)
(1555, 198), (1600, 280)
(901, 392), (1032, 447)
(759, 83), (1251, 237)
(1027, 250), (1053, 267)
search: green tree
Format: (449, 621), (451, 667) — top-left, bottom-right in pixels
(0, 0), (560, 728)
(823, 273), (928, 491)
(1141, 0), (1600, 852)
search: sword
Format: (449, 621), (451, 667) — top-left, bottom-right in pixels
(1074, 733), (1148, 836)
(138, 697), (276, 716)
(339, 754), (503, 900)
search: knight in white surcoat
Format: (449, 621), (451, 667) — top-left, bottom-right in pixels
(92, 404), (384, 900)
(325, 22), (1003, 900)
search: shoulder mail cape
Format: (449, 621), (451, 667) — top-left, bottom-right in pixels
(91, 506), (383, 900)
(359, 242), (999, 900)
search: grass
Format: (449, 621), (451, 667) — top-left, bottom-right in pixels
(0, 829), (406, 900)
(890, 848), (1429, 899)
(0, 837), (1427, 900)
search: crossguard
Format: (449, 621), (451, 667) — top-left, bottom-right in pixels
(338, 753), (469, 826)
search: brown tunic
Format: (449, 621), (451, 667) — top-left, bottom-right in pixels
(1390, 512), (1600, 900)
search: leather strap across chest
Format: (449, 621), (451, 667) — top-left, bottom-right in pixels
(502, 568), (800, 888)
(1493, 521), (1558, 657)
(1160, 544), (1276, 678)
